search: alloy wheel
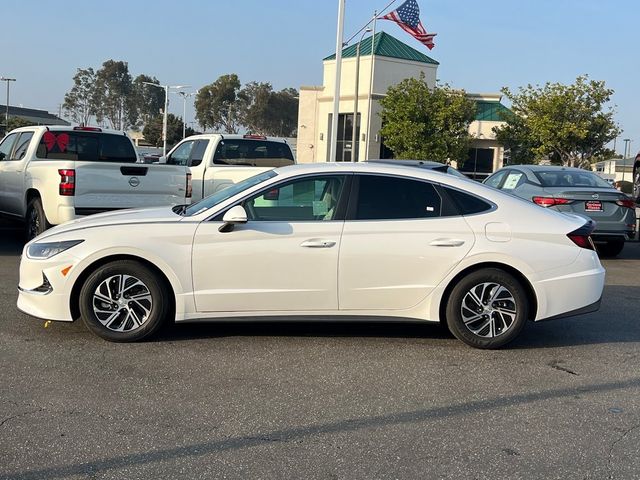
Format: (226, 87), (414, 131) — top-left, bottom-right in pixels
(460, 282), (517, 338)
(92, 274), (153, 332)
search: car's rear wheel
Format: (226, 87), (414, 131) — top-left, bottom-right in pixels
(446, 268), (530, 349)
(79, 260), (170, 342)
(596, 239), (625, 258)
(25, 197), (49, 241)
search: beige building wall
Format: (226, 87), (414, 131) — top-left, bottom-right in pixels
(303, 56), (437, 163)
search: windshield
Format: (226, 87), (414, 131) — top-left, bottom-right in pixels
(183, 170), (278, 216)
(534, 170), (613, 189)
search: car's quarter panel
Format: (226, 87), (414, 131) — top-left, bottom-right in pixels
(192, 221), (343, 312)
(338, 217), (475, 310)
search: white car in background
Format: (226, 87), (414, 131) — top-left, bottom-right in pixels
(18, 163), (605, 349)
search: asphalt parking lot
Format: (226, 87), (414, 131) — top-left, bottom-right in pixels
(1, 219), (639, 480)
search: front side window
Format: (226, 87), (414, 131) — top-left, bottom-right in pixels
(11, 132), (34, 160)
(501, 171), (525, 190)
(184, 170), (278, 216)
(243, 176), (346, 221)
(0, 132), (19, 161)
(355, 175), (442, 220)
(167, 141), (195, 166)
(484, 170), (507, 189)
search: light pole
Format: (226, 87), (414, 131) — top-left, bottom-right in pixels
(351, 28), (372, 162)
(174, 91), (195, 139)
(623, 138), (631, 183)
(1, 77), (16, 133)
(142, 82), (190, 157)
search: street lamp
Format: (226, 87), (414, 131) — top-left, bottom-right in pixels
(142, 82), (190, 156)
(174, 91), (195, 139)
(623, 138), (631, 182)
(351, 28), (372, 162)
(1, 77), (16, 133)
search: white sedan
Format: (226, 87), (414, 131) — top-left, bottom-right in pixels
(17, 163), (605, 348)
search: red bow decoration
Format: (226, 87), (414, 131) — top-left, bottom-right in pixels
(43, 132), (70, 152)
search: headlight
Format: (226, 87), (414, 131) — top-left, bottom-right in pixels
(27, 240), (84, 259)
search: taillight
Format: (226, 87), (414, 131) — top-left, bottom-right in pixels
(567, 221), (596, 251)
(58, 169), (75, 196)
(533, 196), (573, 207)
(186, 173), (192, 198)
(616, 198), (636, 209)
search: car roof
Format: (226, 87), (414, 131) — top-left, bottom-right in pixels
(507, 164), (594, 173)
(366, 159), (446, 168)
(183, 133), (289, 143)
(7, 125), (129, 136)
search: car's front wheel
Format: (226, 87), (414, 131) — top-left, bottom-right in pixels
(79, 260), (170, 342)
(445, 268), (530, 349)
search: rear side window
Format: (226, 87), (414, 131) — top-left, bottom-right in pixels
(444, 187), (493, 215)
(213, 139), (294, 167)
(36, 132), (136, 162)
(12, 132), (34, 160)
(355, 175), (441, 220)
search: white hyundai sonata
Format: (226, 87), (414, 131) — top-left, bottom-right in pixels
(18, 163), (605, 348)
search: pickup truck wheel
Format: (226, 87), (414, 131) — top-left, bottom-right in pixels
(25, 197), (50, 241)
(79, 260), (170, 342)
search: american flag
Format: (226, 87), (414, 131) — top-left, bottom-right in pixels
(381, 0), (437, 50)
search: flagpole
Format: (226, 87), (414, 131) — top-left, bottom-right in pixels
(364, 11), (377, 161)
(329, 0), (346, 163)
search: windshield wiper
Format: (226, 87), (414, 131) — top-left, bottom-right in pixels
(173, 204), (188, 216)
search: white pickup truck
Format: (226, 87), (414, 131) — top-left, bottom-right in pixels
(0, 126), (192, 239)
(161, 134), (295, 201)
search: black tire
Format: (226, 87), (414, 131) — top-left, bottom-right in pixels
(79, 260), (171, 342)
(596, 239), (625, 258)
(25, 196), (50, 241)
(445, 268), (530, 349)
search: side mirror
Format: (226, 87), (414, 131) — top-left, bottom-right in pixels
(158, 156), (168, 164)
(219, 205), (248, 232)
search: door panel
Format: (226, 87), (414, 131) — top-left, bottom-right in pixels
(192, 221), (343, 312)
(338, 217), (474, 310)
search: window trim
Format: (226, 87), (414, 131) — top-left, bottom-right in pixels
(209, 173), (353, 223)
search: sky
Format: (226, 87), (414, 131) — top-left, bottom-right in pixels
(2, 0), (638, 156)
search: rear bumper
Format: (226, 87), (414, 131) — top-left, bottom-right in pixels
(537, 296), (601, 322)
(532, 250), (605, 321)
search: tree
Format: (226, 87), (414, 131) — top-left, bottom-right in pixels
(379, 75), (476, 162)
(238, 83), (298, 137)
(7, 117), (37, 130)
(194, 74), (241, 133)
(93, 60), (136, 131)
(63, 67), (98, 126)
(142, 114), (195, 148)
(494, 75), (620, 168)
(131, 74), (165, 129)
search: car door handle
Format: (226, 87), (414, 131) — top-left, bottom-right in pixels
(300, 239), (336, 248)
(429, 238), (465, 247)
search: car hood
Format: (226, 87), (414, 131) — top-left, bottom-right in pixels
(37, 206), (183, 240)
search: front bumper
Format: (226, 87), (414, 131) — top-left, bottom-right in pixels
(17, 253), (77, 322)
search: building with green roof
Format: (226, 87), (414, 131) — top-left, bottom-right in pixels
(297, 31), (509, 177)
